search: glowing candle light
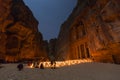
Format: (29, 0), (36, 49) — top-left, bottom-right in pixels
(27, 59), (93, 68)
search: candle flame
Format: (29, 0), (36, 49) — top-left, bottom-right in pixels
(27, 59), (93, 68)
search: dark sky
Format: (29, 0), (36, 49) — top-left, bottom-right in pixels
(24, 0), (77, 40)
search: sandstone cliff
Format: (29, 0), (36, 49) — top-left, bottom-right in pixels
(0, 0), (47, 62)
(56, 0), (120, 63)
(86, 0), (120, 63)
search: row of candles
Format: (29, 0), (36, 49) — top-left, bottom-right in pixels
(28, 58), (93, 68)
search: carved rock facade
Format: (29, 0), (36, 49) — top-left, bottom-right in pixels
(0, 0), (47, 62)
(56, 0), (120, 63)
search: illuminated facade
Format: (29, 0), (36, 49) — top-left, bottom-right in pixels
(69, 21), (90, 59)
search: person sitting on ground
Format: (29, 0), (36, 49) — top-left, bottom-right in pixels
(40, 63), (44, 69)
(17, 63), (24, 71)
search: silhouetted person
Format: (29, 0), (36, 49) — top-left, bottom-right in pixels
(50, 55), (56, 69)
(112, 55), (117, 64)
(17, 63), (23, 71)
(50, 60), (56, 69)
(40, 63), (44, 69)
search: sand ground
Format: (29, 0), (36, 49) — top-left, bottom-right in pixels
(0, 62), (120, 80)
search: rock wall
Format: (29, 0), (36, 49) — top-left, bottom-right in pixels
(56, 0), (120, 63)
(0, 0), (47, 62)
(48, 38), (57, 60)
(86, 0), (120, 63)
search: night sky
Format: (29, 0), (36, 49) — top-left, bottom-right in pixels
(24, 0), (77, 40)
